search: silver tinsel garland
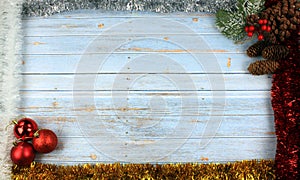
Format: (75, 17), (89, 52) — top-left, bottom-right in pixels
(22, 0), (237, 16)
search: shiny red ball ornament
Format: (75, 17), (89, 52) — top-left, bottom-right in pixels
(245, 26), (249, 32)
(248, 25), (255, 32)
(258, 34), (264, 41)
(261, 25), (267, 31)
(13, 118), (38, 141)
(10, 142), (35, 166)
(32, 129), (58, 153)
(247, 31), (254, 37)
(266, 26), (271, 32)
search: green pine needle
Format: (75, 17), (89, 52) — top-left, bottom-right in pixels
(215, 0), (265, 43)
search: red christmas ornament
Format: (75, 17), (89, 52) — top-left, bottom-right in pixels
(13, 118), (38, 141)
(247, 31), (254, 37)
(248, 25), (255, 32)
(266, 26), (271, 32)
(245, 26), (249, 32)
(10, 142), (35, 166)
(258, 34), (264, 41)
(261, 25), (267, 31)
(32, 129), (58, 153)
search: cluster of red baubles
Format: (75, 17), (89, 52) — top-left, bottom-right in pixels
(245, 19), (271, 41)
(9, 117), (58, 166)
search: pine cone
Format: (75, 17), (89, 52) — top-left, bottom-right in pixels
(262, 45), (289, 60)
(246, 41), (269, 57)
(259, 0), (299, 43)
(246, 14), (259, 26)
(248, 59), (280, 75)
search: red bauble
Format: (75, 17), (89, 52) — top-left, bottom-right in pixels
(11, 142), (35, 166)
(13, 118), (38, 141)
(258, 34), (264, 41)
(247, 31), (254, 37)
(261, 25), (267, 31)
(32, 129), (58, 153)
(245, 26), (249, 32)
(248, 25), (255, 32)
(266, 26), (271, 32)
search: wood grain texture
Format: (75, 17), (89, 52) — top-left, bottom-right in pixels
(20, 10), (276, 164)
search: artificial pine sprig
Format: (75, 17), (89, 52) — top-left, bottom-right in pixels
(216, 0), (265, 42)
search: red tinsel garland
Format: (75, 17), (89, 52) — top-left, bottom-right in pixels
(268, 0), (300, 177)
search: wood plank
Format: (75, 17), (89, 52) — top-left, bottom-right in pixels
(18, 114), (275, 138)
(20, 91), (272, 116)
(21, 35), (252, 55)
(21, 74), (272, 91)
(22, 10), (216, 19)
(33, 137), (276, 164)
(22, 16), (219, 36)
(22, 53), (258, 74)
(20, 91), (274, 141)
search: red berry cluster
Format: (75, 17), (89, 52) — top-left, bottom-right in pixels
(8, 117), (58, 166)
(245, 19), (271, 41)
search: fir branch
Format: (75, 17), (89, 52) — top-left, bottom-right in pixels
(215, 0), (265, 42)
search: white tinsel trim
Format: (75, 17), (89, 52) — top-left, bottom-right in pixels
(0, 0), (23, 178)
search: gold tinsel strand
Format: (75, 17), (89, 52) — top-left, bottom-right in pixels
(11, 160), (275, 180)
(246, 41), (269, 57)
(262, 45), (289, 60)
(248, 59), (280, 75)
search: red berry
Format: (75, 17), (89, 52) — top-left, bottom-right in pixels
(258, 34), (264, 41)
(248, 25), (255, 32)
(245, 26), (249, 32)
(11, 142), (35, 166)
(33, 129), (58, 153)
(13, 118), (38, 141)
(247, 31), (254, 37)
(266, 26), (271, 32)
(258, 19), (264, 25)
(263, 19), (268, 24)
(261, 25), (267, 31)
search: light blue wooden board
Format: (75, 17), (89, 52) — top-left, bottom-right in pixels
(21, 74), (272, 91)
(22, 53), (257, 74)
(23, 53), (253, 74)
(27, 115), (275, 138)
(22, 16), (219, 36)
(33, 137), (276, 164)
(20, 10), (276, 164)
(22, 35), (251, 55)
(20, 91), (272, 116)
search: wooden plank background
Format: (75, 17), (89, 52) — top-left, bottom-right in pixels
(20, 10), (276, 164)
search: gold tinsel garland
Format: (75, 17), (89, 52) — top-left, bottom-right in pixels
(11, 160), (275, 180)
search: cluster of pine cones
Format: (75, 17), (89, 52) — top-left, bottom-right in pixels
(247, 0), (300, 43)
(246, 41), (289, 75)
(245, 0), (299, 75)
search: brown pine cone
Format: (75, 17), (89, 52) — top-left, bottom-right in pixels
(246, 41), (269, 57)
(262, 45), (289, 60)
(246, 14), (259, 26)
(259, 0), (299, 43)
(248, 59), (280, 75)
